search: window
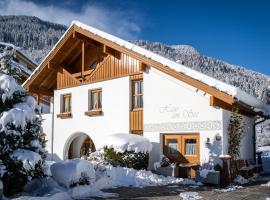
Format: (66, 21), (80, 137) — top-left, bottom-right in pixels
(184, 139), (197, 155)
(167, 139), (178, 155)
(132, 79), (143, 109)
(89, 89), (102, 110)
(62, 93), (71, 113)
(57, 93), (72, 119)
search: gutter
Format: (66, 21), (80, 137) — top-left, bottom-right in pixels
(253, 117), (267, 163)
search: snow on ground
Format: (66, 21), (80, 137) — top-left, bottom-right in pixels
(10, 159), (202, 199)
(179, 192), (202, 200)
(212, 185), (244, 193)
(258, 146), (270, 173)
(261, 181), (270, 187)
(12, 192), (72, 200)
(103, 133), (152, 153)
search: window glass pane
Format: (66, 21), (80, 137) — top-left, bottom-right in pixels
(140, 81), (143, 94)
(140, 95), (143, 108)
(185, 139), (197, 155)
(63, 95), (70, 113)
(91, 92), (97, 110)
(98, 91), (102, 109)
(167, 139), (178, 155)
(133, 95), (138, 108)
(134, 81), (139, 95)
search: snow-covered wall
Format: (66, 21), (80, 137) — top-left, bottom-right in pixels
(51, 76), (130, 160)
(143, 68), (224, 168)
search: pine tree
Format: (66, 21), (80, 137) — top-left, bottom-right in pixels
(0, 48), (46, 196)
(0, 46), (21, 82)
(228, 107), (244, 160)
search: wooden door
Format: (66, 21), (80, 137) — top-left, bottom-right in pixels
(163, 134), (200, 164)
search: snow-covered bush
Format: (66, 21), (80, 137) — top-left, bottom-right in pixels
(104, 147), (149, 170)
(103, 133), (152, 170)
(50, 159), (95, 188)
(0, 64), (46, 195)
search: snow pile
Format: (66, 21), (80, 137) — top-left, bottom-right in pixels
(103, 133), (152, 153)
(199, 169), (215, 179)
(94, 165), (201, 189)
(11, 149), (41, 171)
(233, 175), (249, 185)
(179, 192), (202, 200)
(261, 181), (270, 187)
(50, 159), (95, 188)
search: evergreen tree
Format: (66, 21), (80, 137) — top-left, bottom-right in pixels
(0, 49), (46, 196)
(0, 46), (21, 82)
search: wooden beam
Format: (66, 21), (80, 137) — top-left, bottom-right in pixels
(139, 62), (147, 72)
(29, 86), (54, 97)
(103, 45), (121, 59)
(210, 96), (256, 117)
(58, 39), (81, 64)
(82, 41), (85, 82)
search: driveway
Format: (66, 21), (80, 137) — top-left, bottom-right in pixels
(92, 175), (270, 200)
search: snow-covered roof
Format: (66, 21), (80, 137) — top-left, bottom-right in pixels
(0, 42), (37, 69)
(23, 21), (270, 117)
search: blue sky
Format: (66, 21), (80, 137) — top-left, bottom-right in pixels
(1, 0), (270, 75)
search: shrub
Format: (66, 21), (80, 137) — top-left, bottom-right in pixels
(103, 146), (149, 170)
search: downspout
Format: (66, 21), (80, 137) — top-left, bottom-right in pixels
(51, 96), (55, 161)
(253, 117), (267, 163)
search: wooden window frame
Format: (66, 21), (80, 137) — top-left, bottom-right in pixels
(131, 79), (143, 110)
(85, 88), (103, 116)
(57, 93), (72, 119)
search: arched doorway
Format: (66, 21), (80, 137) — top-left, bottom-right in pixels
(65, 133), (96, 159)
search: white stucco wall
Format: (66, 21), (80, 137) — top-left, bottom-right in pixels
(41, 113), (53, 159)
(143, 68), (224, 169)
(222, 110), (255, 160)
(50, 76), (130, 160)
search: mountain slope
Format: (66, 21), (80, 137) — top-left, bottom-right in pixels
(0, 15), (66, 63)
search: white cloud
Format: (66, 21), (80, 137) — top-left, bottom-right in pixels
(0, 0), (141, 39)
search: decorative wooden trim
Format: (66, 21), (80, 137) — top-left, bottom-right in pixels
(130, 73), (143, 80)
(57, 112), (72, 119)
(85, 110), (103, 116)
(130, 109), (143, 132)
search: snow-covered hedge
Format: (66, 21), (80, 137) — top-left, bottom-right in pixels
(51, 159), (95, 188)
(103, 134), (152, 170)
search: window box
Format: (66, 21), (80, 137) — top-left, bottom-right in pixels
(85, 110), (103, 116)
(57, 112), (72, 119)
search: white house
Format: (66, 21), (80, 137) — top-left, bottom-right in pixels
(23, 21), (270, 169)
